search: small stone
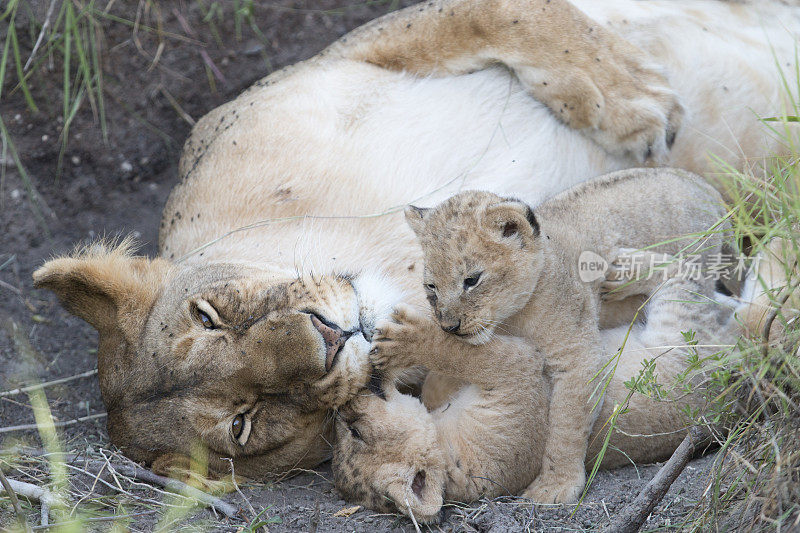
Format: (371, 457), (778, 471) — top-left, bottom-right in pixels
(10, 189), (20, 200)
(71, 155), (80, 165)
(120, 161), (133, 172)
(41, 134), (49, 142)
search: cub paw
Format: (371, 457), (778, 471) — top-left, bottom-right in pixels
(522, 470), (586, 505)
(369, 304), (430, 371)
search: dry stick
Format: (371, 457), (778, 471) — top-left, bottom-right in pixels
(0, 369), (98, 397)
(23, 0), (57, 71)
(88, 460), (240, 519)
(0, 278), (23, 296)
(0, 412), (106, 434)
(404, 498), (423, 533)
(0, 477), (62, 527)
(19, 450), (241, 519)
(604, 426), (704, 533)
(0, 467), (33, 533)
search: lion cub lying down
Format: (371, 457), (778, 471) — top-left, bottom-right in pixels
(332, 259), (731, 522)
(402, 168), (731, 503)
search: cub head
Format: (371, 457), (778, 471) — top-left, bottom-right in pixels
(32, 239), (380, 478)
(332, 388), (446, 524)
(405, 190), (543, 345)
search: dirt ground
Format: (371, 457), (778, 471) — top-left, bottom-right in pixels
(1, 1), (720, 531)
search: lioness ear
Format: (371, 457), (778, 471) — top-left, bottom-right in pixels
(32, 240), (171, 342)
(485, 199), (540, 242)
(404, 205), (431, 237)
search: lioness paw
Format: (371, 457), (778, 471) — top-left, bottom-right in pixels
(590, 53), (683, 163)
(523, 470), (586, 505)
(518, 52), (683, 163)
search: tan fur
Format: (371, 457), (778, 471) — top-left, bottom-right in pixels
(331, 256), (732, 521)
(32, 0), (799, 481)
(739, 237), (800, 345)
(324, 0), (682, 161)
(403, 169), (731, 503)
(34, 243), (373, 477)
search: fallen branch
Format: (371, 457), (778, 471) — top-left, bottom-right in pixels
(0, 467), (32, 533)
(0, 369), (98, 397)
(91, 460), (241, 519)
(0, 412), (107, 434)
(604, 426), (704, 533)
(11, 449), (241, 519)
(0, 477), (63, 527)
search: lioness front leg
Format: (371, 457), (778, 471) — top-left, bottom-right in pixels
(327, 0), (683, 162)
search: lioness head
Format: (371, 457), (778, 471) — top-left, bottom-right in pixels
(405, 191), (542, 345)
(332, 389), (445, 523)
(32, 240), (395, 478)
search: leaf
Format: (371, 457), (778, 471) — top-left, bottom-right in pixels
(761, 116), (800, 122)
(333, 505), (362, 517)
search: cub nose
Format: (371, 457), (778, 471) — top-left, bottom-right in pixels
(309, 314), (353, 371)
(440, 319), (461, 334)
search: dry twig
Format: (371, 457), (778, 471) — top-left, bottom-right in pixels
(23, 0), (58, 71)
(0, 412), (106, 434)
(0, 477), (63, 527)
(605, 426), (704, 533)
(0, 369), (98, 397)
(0, 467), (33, 533)
(83, 458), (240, 519)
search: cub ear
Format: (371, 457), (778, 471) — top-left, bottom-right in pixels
(32, 239), (171, 342)
(404, 205), (432, 236)
(484, 199), (540, 242)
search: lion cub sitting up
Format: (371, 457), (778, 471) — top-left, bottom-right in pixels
(403, 168), (731, 503)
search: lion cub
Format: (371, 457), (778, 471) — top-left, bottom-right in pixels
(333, 305), (549, 523)
(403, 168), (731, 503)
(333, 254), (734, 522)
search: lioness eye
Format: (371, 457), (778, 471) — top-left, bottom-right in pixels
(231, 414), (245, 440)
(197, 310), (215, 329)
(424, 283), (436, 292)
(463, 272), (482, 290)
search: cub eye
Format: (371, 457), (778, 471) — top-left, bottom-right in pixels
(463, 272), (482, 290)
(348, 425), (363, 441)
(231, 414), (245, 440)
(424, 283), (436, 292)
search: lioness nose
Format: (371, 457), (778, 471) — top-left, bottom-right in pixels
(309, 314), (353, 371)
(441, 319), (461, 333)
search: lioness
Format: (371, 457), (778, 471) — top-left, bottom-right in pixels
(404, 170), (730, 503)
(34, 0), (798, 479)
(333, 256), (736, 522)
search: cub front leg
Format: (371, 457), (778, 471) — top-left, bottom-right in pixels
(327, 0), (682, 162)
(370, 304), (530, 384)
(523, 336), (603, 504)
